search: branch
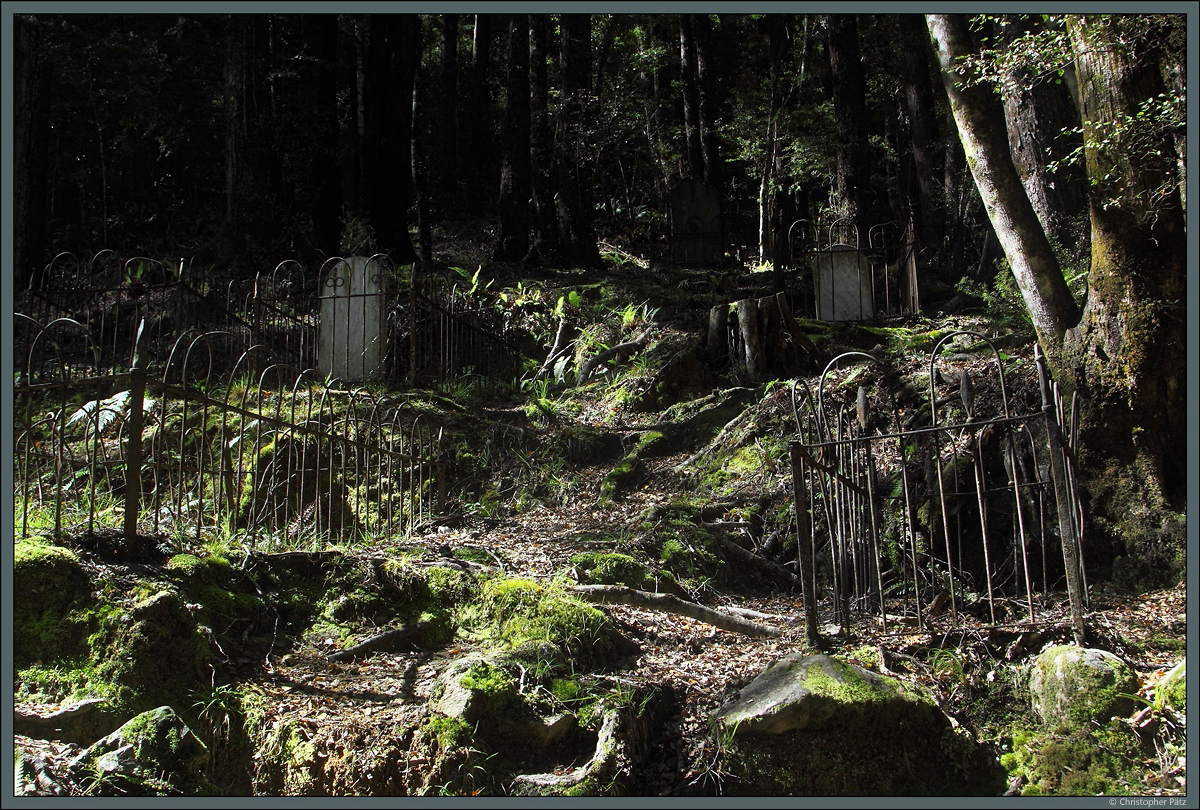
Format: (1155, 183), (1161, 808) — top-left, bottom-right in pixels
(327, 620), (433, 662)
(568, 584), (782, 637)
(577, 327), (654, 385)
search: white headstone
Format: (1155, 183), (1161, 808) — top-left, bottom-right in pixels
(318, 256), (387, 381)
(814, 245), (874, 321)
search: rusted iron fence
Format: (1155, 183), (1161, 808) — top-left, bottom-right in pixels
(15, 319), (446, 549)
(16, 251), (518, 389)
(788, 333), (1086, 641)
(788, 218), (920, 322)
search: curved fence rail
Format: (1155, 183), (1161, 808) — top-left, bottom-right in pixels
(787, 335), (1086, 642)
(15, 321), (446, 551)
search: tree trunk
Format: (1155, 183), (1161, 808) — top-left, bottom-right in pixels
(557, 14), (602, 268)
(463, 14), (494, 218)
(996, 16), (1088, 256)
(527, 15), (562, 265)
(493, 15), (531, 263)
(692, 14), (723, 191)
(1061, 14), (1188, 518)
(678, 15), (703, 178)
(896, 15), (944, 273)
(13, 14), (51, 292)
(827, 14), (874, 240)
(926, 14), (1079, 345)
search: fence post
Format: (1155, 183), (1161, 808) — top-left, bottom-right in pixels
(1034, 345), (1085, 645)
(788, 440), (820, 643)
(124, 366), (146, 541)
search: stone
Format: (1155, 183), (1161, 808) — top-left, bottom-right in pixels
(70, 706), (209, 795)
(318, 255), (389, 382)
(710, 652), (1005, 795)
(1029, 645), (1139, 729)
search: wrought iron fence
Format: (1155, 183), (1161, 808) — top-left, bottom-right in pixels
(15, 320), (445, 550)
(787, 334), (1086, 641)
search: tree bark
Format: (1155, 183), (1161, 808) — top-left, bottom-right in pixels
(433, 13), (459, 215)
(692, 14), (723, 191)
(996, 16), (1088, 255)
(926, 14), (1079, 346)
(1062, 15), (1188, 514)
(827, 15), (874, 240)
(299, 15), (341, 260)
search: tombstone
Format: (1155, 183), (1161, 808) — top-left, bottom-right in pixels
(318, 256), (388, 381)
(813, 245), (874, 321)
(669, 178), (724, 264)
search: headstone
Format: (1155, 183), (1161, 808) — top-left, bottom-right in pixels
(669, 179), (723, 264)
(318, 256), (387, 382)
(813, 244), (874, 321)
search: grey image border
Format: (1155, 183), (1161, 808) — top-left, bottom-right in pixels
(2, 2), (1196, 807)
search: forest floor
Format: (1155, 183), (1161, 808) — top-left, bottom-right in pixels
(13, 228), (1189, 797)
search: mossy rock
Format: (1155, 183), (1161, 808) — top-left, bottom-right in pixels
(1158, 660), (1186, 712)
(71, 705), (212, 796)
(13, 541), (95, 666)
(569, 552), (680, 594)
(711, 653), (1005, 795)
(1029, 645), (1138, 729)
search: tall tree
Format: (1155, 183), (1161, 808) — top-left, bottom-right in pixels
(493, 15), (531, 262)
(993, 16), (1088, 258)
(927, 13), (1187, 573)
(13, 15), (52, 292)
(692, 13), (723, 190)
(462, 14), (494, 218)
(827, 14), (874, 240)
(678, 15), (703, 178)
(556, 14), (602, 267)
(896, 14), (945, 272)
(433, 13), (460, 215)
(298, 15), (341, 260)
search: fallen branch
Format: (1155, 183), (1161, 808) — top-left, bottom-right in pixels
(568, 584), (782, 637)
(536, 317), (577, 381)
(327, 620), (433, 662)
(718, 536), (799, 585)
(577, 327), (654, 385)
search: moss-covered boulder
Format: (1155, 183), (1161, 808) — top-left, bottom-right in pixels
(13, 541), (94, 666)
(69, 705), (211, 795)
(711, 653), (1004, 795)
(1029, 645), (1138, 729)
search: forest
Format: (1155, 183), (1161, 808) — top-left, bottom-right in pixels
(9, 11), (1192, 798)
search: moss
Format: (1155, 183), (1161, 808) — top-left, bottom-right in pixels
(461, 577), (617, 669)
(1002, 724), (1142, 796)
(570, 551), (674, 592)
(419, 715), (473, 751)
(13, 540), (94, 665)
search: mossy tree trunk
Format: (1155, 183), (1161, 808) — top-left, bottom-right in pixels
(927, 14), (1187, 572)
(1060, 14), (1188, 531)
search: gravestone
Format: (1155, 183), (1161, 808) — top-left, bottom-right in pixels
(318, 256), (388, 381)
(669, 178), (724, 264)
(813, 245), (874, 321)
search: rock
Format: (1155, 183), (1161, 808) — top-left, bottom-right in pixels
(712, 652), (932, 735)
(69, 706), (209, 795)
(710, 653), (1005, 795)
(1029, 645), (1138, 729)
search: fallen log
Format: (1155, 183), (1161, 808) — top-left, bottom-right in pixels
(568, 584), (782, 637)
